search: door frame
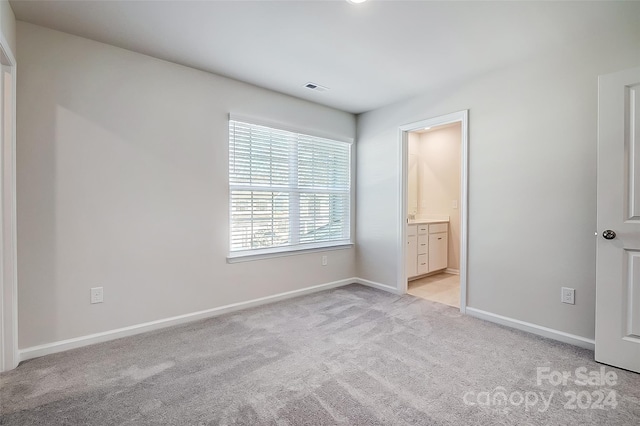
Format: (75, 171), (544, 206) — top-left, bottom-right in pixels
(0, 32), (17, 372)
(397, 110), (469, 313)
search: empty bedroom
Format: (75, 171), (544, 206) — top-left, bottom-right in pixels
(1, 1), (640, 425)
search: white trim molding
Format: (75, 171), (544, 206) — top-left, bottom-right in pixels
(397, 110), (469, 315)
(445, 268), (460, 275)
(19, 278), (357, 362)
(466, 307), (595, 351)
(17, 279), (596, 363)
(0, 30), (17, 372)
(18, 278), (404, 362)
(227, 243), (354, 263)
(354, 277), (403, 295)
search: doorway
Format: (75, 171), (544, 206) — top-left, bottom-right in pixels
(397, 111), (468, 313)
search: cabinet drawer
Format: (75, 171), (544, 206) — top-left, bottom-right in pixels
(429, 223), (448, 233)
(417, 254), (428, 274)
(407, 225), (417, 237)
(417, 225), (429, 235)
(418, 235), (428, 254)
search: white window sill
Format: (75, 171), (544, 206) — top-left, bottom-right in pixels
(227, 242), (354, 263)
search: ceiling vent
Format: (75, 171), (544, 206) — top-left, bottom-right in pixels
(304, 82), (329, 92)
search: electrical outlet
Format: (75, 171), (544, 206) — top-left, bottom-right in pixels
(322, 255), (328, 266)
(90, 287), (104, 304)
(561, 287), (575, 305)
(452, 200), (458, 209)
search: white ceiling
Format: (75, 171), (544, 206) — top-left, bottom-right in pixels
(10, 0), (639, 114)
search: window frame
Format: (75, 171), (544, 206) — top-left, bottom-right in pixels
(227, 115), (354, 262)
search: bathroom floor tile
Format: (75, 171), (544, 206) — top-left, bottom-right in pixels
(408, 272), (460, 308)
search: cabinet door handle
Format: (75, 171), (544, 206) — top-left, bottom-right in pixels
(438, 237), (442, 240)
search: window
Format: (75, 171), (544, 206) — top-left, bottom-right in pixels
(228, 118), (352, 257)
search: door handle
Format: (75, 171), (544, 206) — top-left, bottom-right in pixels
(602, 230), (616, 240)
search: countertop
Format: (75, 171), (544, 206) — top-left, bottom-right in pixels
(408, 219), (449, 225)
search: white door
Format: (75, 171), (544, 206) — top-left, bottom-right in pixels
(595, 66), (640, 373)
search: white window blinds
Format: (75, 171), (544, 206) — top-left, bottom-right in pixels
(229, 119), (351, 255)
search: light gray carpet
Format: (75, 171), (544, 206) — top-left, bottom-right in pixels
(1, 284), (639, 425)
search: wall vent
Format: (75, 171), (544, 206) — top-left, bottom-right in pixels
(304, 82), (329, 92)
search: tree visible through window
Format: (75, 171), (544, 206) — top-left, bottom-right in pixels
(229, 119), (351, 254)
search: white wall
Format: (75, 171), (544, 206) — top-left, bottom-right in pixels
(407, 132), (420, 215)
(417, 125), (461, 270)
(356, 6), (640, 340)
(16, 22), (356, 349)
(0, 0), (15, 56)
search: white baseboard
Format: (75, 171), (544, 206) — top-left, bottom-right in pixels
(20, 278), (593, 363)
(19, 278), (356, 362)
(445, 268), (459, 275)
(354, 278), (402, 295)
(466, 307), (595, 351)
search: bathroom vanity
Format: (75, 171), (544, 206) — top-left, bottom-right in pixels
(406, 220), (448, 279)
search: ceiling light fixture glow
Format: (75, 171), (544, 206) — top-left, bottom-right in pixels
(424, 127), (432, 131)
(347, 0), (368, 4)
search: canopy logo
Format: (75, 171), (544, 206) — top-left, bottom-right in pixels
(462, 366), (619, 413)
(537, 366), (617, 387)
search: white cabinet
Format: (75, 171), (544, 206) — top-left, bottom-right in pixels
(418, 234), (428, 254)
(429, 223), (447, 234)
(417, 253), (428, 275)
(428, 232), (448, 272)
(406, 225), (417, 277)
(407, 222), (448, 278)
(417, 231), (428, 274)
